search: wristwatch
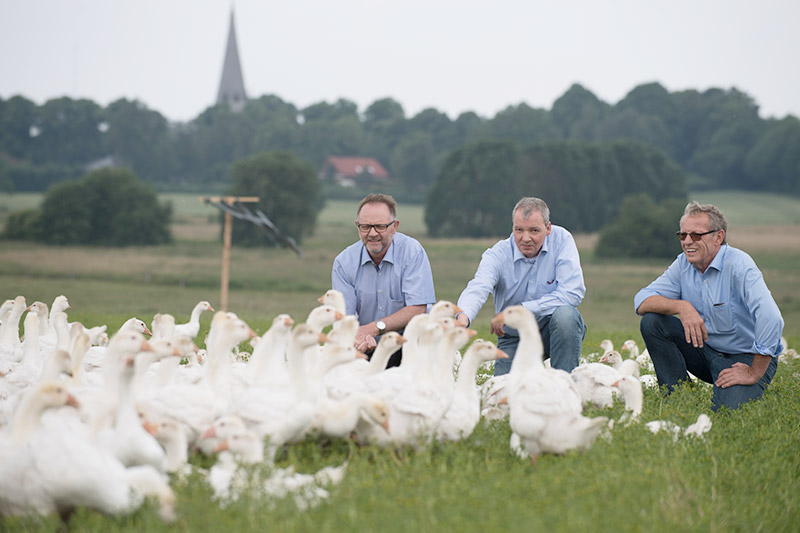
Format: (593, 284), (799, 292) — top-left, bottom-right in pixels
(376, 320), (386, 335)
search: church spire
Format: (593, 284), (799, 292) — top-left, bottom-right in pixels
(216, 9), (247, 113)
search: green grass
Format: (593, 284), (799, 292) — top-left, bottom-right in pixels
(2, 192), (800, 531)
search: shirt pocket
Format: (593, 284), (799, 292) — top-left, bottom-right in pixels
(707, 302), (735, 333)
(528, 274), (557, 299)
(388, 298), (405, 315)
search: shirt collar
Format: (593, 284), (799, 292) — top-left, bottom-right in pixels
(706, 244), (728, 273)
(360, 240), (396, 267)
(511, 233), (549, 263)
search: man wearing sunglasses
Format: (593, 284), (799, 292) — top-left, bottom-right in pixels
(332, 193), (435, 367)
(635, 201), (784, 411)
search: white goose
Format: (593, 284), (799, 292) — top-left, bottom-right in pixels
(500, 305), (607, 464)
(246, 313), (294, 386)
(0, 295), (26, 367)
(0, 311), (44, 400)
(139, 313), (254, 446)
(174, 301), (214, 339)
(570, 353), (637, 409)
(231, 324), (328, 460)
(437, 339), (508, 441)
(307, 391), (391, 440)
(0, 378), (177, 523)
(95, 353), (167, 473)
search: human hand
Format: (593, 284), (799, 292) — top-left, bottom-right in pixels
(490, 313), (505, 337)
(678, 303), (708, 348)
(715, 362), (762, 388)
(455, 313), (470, 327)
(354, 334), (377, 353)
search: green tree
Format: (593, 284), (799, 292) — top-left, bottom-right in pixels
(595, 194), (686, 259)
(104, 98), (176, 183)
(0, 95), (38, 160)
(426, 140), (522, 237)
(389, 131), (436, 195)
(487, 103), (560, 145)
(550, 84), (609, 139)
(31, 97), (107, 166)
(744, 116), (800, 195)
(227, 151), (320, 247)
(37, 167), (171, 245)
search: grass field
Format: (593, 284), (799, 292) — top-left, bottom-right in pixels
(1, 191), (799, 531)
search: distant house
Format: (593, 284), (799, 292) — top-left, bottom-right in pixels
(318, 156), (390, 187)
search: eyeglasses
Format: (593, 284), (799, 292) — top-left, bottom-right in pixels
(675, 229), (719, 241)
(356, 221), (396, 233)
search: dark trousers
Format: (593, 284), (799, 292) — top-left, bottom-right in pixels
(640, 313), (778, 411)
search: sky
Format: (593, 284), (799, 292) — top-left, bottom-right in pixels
(1, 0), (799, 123)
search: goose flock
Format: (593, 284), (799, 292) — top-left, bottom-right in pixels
(0, 292), (727, 523)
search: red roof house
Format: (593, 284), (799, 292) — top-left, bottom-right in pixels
(318, 156), (390, 187)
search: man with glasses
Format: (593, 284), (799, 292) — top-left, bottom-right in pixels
(455, 197), (586, 375)
(635, 201), (784, 410)
(332, 193), (435, 367)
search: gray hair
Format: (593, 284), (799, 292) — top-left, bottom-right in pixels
(358, 193), (397, 219)
(682, 201), (727, 245)
(512, 197), (550, 226)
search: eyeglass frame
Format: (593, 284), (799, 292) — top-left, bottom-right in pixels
(675, 229), (720, 242)
(355, 220), (397, 233)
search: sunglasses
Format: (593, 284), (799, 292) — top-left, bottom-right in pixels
(675, 229), (718, 241)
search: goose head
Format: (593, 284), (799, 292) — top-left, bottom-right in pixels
(306, 305), (345, 331)
(50, 294), (70, 314)
(429, 300), (463, 321)
(317, 289), (346, 314)
(120, 317), (153, 337)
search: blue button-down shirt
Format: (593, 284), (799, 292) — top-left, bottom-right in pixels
(331, 232), (436, 325)
(634, 245), (784, 357)
(457, 225), (585, 322)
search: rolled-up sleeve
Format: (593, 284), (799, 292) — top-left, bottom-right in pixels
(634, 259), (682, 314)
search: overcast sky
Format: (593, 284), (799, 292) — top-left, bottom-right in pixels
(1, 0), (798, 123)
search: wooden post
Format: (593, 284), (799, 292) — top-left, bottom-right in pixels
(200, 196), (260, 312)
(220, 209), (233, 311)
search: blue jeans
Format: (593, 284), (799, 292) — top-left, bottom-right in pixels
(494, 305), (586, 375)
(640, 313), (778, 411)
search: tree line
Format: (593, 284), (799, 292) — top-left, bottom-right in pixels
(1, 82), (798, 198)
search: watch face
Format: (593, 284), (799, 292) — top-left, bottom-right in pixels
(377, 320), (386, 332)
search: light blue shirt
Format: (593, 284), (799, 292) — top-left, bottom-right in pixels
(456, 225), (586, 322)
(634, 245), (784, 357)
(331, 232), (436, 325)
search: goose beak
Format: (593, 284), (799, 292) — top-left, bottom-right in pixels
(355, 350), (367, 360)
(317, 296), (325, 304)
(334, 311), (345, 320)
(495, 349), (508, 359)
(498, 397), (508, 405)
(212, 440), (229, 453)
(208, 304), (215, 311)
(396, 335), (407, 345)
(200, 427), (217, 440)
(143, 325), (153, 336)
(140, 339), (154, 352)
(466, 328), (478, 338)
(318, 333), (331, 344)
(284, 317), (294, 327)
(248, 328), (256, 338)
(381, 420), (391, 434)
(66, 393), (81, 409)
(142, 420), (158, 436)
(453, 305), (464, 314)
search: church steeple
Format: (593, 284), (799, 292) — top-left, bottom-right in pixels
(216, 10), (247, 113)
